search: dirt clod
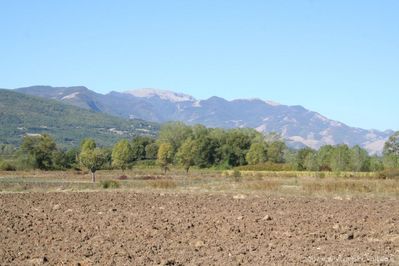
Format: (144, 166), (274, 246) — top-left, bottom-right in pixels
(194, 240), (205, 248)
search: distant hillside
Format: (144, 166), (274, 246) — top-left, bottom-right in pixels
(0, 89), (159, 148)
(14, 86), (394, 154)
(15, 85), (106, 112)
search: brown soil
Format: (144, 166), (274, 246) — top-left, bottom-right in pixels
(0, 192), (398, 265)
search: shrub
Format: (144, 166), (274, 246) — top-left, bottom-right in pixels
(316, 172), (326, 179)
(231, 170), (242, 182)
(100, 180), (120, 189)
(319, 165), (332, 172)
(378, 169), (399, 180)
(0, 161), (16, 171)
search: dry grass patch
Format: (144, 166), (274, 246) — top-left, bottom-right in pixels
(238, 170), (378, 179)
(302, 179), (399, 196)
(147, 179), (177, 189)
(241, 180), (281, 191)
(1, 169), (398, 197)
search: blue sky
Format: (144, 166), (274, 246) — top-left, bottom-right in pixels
(0, 1), (398, 131)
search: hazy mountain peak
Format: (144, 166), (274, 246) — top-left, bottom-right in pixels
(239, 98), (282, 106)
(125, 88), (196, 102)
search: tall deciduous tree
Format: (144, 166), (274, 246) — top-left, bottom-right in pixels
(19, 134), (57, 170)
(268, 141), (286, 163)
(369, 156), (384, 171)
(192, 136), (217, 168)
(295, 147), (315, 171)
(220, 130), (252, 167)
(350, 145), (370, 172)
(145, 142), (159, 160)
(383, 131), (399, 157)
(112, 139), (133, 171)
(131, 136), (154, 161)
(246, 142), (268, 165)
(383, 132), (399, 169)
(304, 152), (319, 171)
(158, 122), (192, 153)
(316, 145), (333, 171)
(157, 143), (174, 174)
(383, 154), (399, 169)
(176, 139), (197, 174)
(330, 144), (351, 172)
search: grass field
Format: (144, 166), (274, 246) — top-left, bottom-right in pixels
(0, 169), (398, 198)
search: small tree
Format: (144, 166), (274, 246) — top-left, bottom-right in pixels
(112, 139), (133, 172)
(79, 139), (107, 182)
(157, 143), (174, 174)
(176, 139), (197, 174)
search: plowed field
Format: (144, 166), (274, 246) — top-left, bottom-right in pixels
(1, 192), (398, 265)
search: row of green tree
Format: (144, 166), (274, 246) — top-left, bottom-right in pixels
(1, 122), (398, 177)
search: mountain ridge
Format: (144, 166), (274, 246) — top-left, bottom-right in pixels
(13, 86), (393, 154)
(0, 89), (158, 148)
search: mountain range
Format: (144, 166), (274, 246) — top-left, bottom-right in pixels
(12, 85), (394, 154)
(0, 89), (158, 148)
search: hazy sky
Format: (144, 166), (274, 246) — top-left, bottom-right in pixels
(1, 1), (398, 131)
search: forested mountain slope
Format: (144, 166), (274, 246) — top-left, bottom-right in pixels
(0, 89), (158, 148)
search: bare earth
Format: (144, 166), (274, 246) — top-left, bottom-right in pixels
(0, 192), (398, 265)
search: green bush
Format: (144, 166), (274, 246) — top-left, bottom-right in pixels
(231, 170), (242, 182)
(0, 161), (16, 171)
(100, 180), (120, 189)
(316, 172), (326, 179)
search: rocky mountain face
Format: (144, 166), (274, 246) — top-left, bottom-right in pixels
(15, 86), (393, 154)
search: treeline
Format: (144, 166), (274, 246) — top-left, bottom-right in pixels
(1, 122), (398, 175)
